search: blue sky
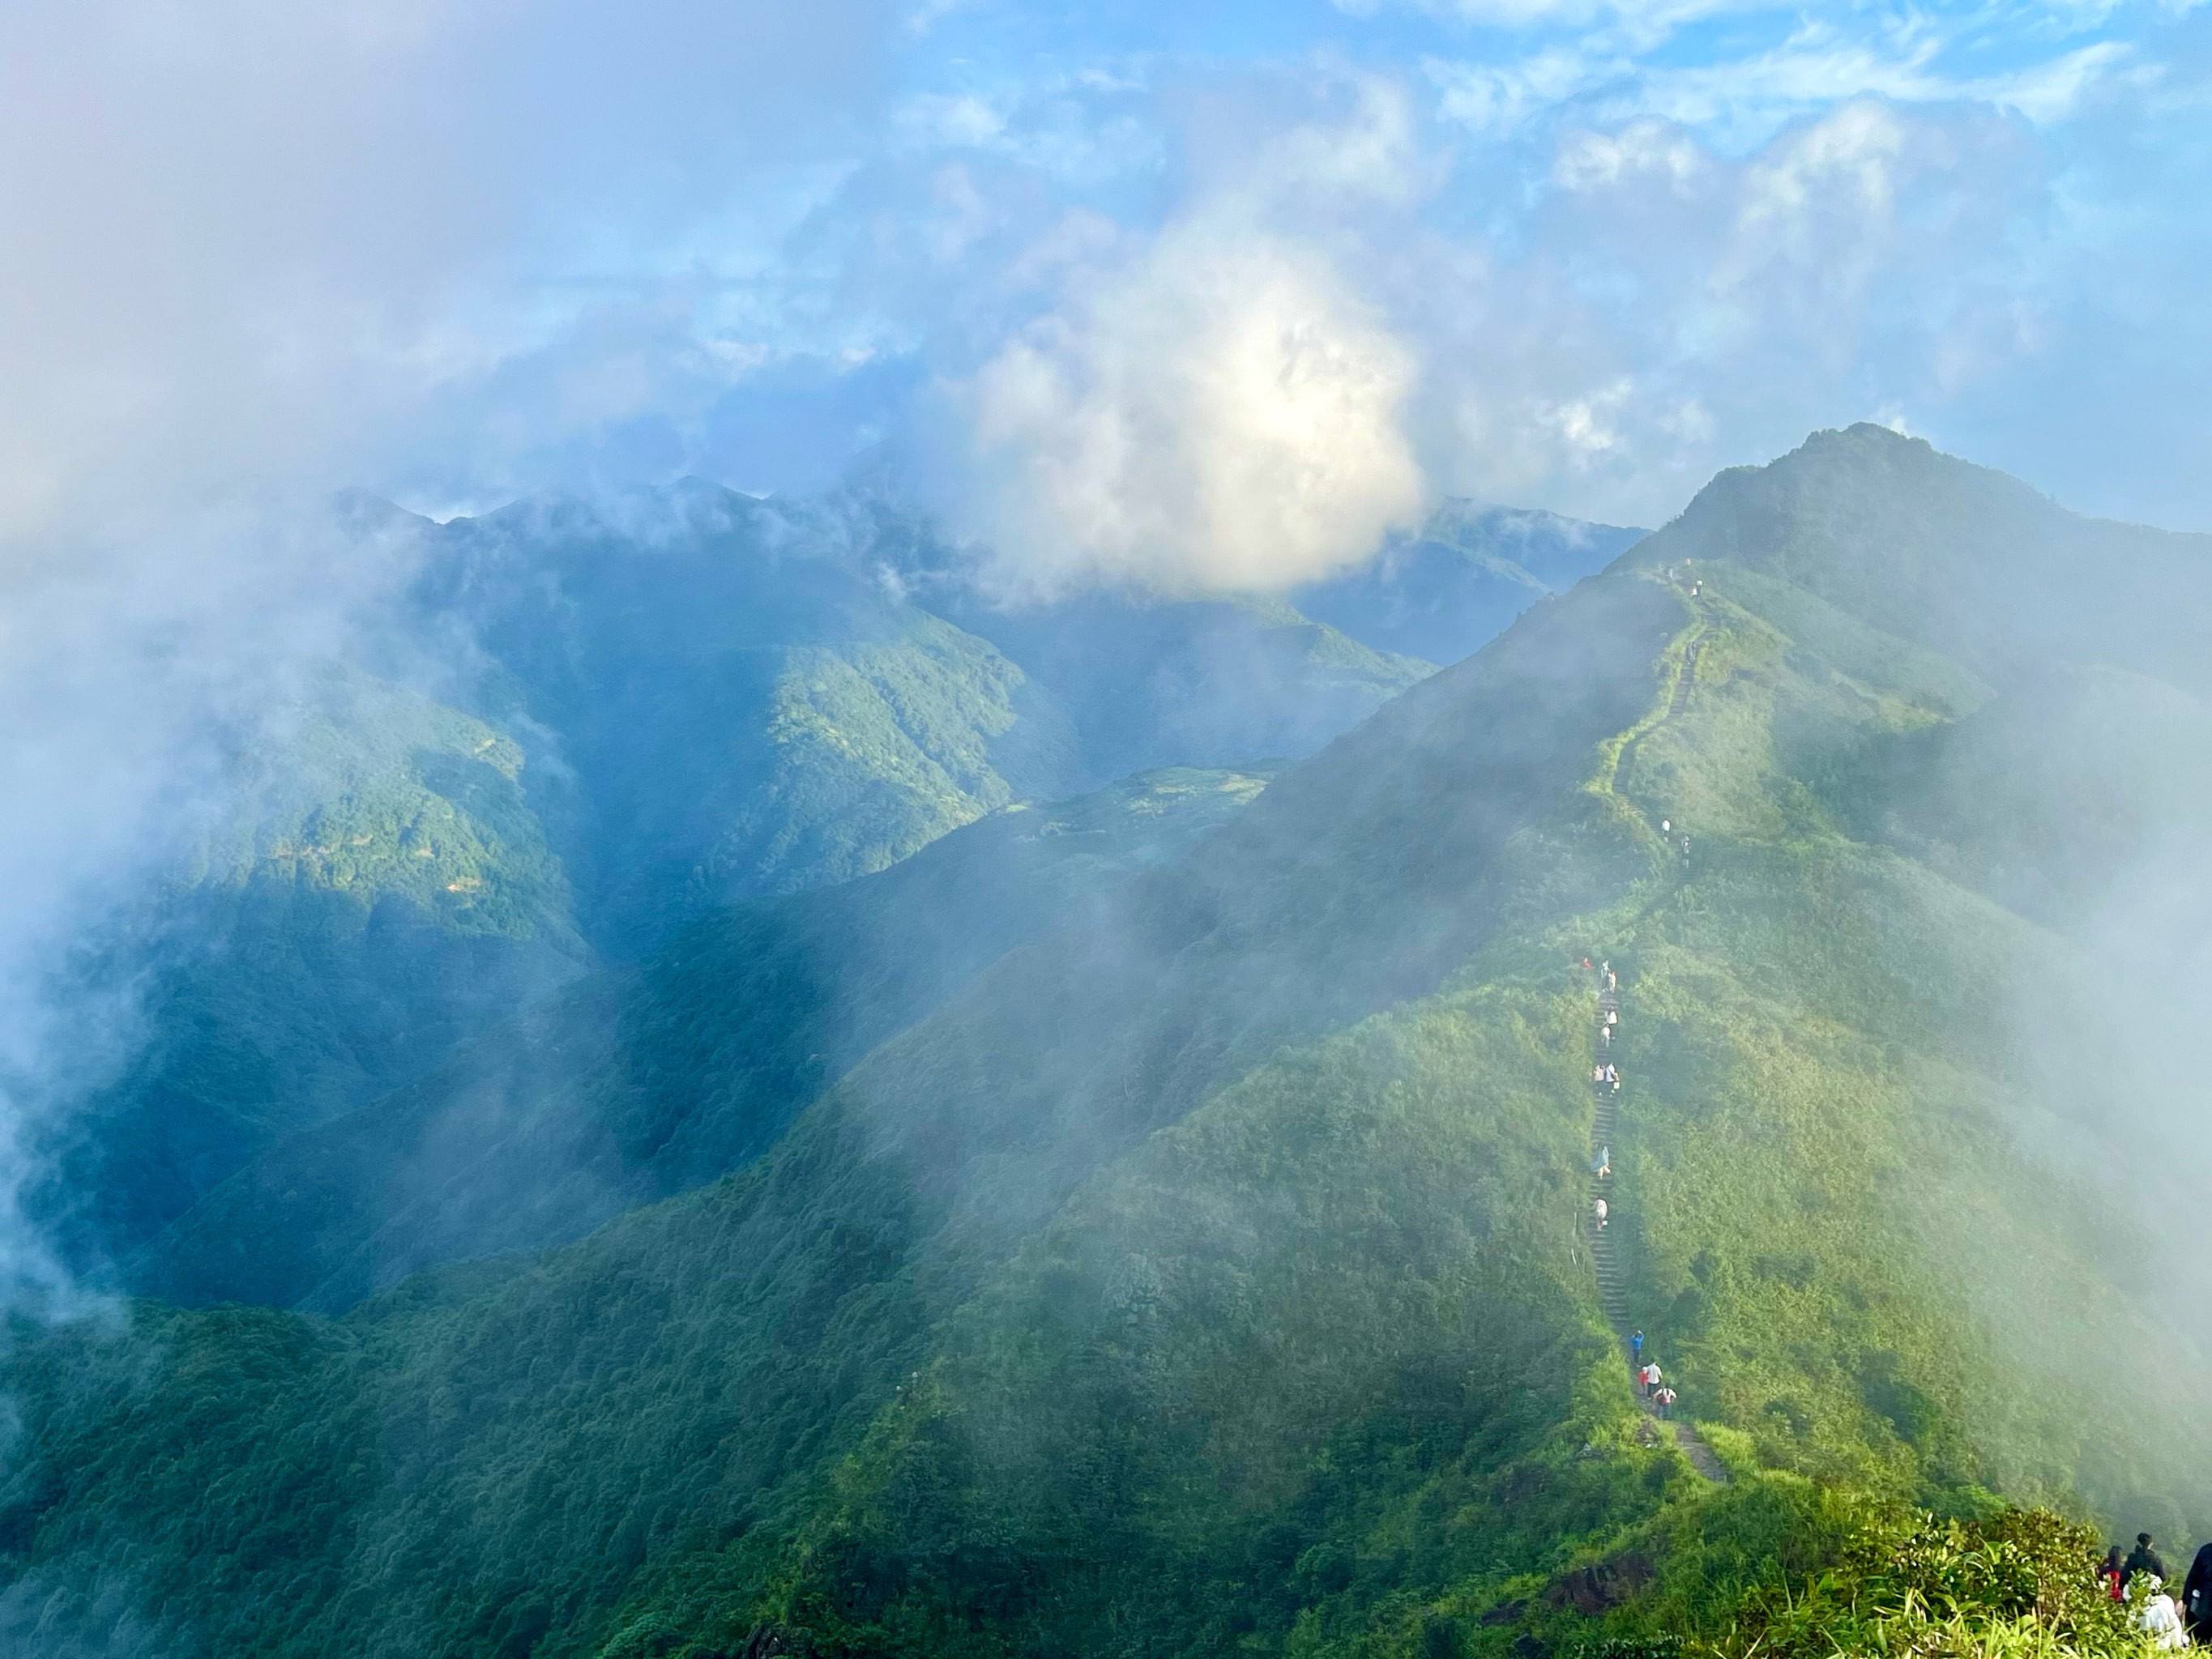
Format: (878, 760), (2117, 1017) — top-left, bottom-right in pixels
(4, 0), (2208, 584)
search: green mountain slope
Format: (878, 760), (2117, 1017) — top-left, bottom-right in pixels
(129, 766), (1273, 1313)
(1647, 423), (2212, 691)
(6, 428), (2210, 1659)
(0, 574), (1676, 1658)
(930, 588), (1434, 787)
(412, 481), (1429, 952)
(778, 484), (1442, 785)
(24, 671), (589, 1272)
(408, 482), (1087, 950)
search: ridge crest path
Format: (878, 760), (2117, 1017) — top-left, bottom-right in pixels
(1610, 616), (1704, 800)
(1588, 588), (1729, 1484)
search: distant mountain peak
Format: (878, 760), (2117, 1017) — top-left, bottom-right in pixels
(1640, 423), (2212, 690)
(327, 488), (428, 539)
(1293, 499), (1646, 664)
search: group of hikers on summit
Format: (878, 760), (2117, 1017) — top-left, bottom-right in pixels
(2099, 1534), (2212, 1648)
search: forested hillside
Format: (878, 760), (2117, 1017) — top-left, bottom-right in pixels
(403, 479), (1436, 948)
(5, 427), (2202, 1659)
(132, 766), (1275, 1312)
(42, 485), (1604, 1286)
(23, 671), (593, 1273)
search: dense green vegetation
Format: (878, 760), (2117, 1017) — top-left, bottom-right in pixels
(58, 477), (1548, 1281)
(4, 428), (2207, 1659)
(412, 480), (1434, 947)
(134, 766), (1274, 1311)
(26, 671), (589, 1272)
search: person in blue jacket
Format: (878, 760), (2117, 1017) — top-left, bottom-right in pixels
(1631, 1330), (1644, 1363)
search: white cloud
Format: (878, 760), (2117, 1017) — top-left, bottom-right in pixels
(1249, 74), (1433, 204)
(1553, 117), (1710, 191)
(1424, 11), (2139, 158)
(1353, 0), (1748, 36)
(0, 0), (889, 550)
(1962, 40), (2137, 120)
(950, 221), (1425, 596)
(1428, 48), (1621, 137)
(1726, 99), (1914, 271)
(926, 72), (1437, 597)
(1394, 87), (2054, 522)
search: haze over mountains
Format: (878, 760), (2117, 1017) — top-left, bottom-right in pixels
(2, 425), (2210, 1658)
(28, 480), (1628, 1299)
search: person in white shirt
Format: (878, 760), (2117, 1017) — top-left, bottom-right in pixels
(2137, 1576), (2188, 1650)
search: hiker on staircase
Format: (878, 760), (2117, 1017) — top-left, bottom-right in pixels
(1582, 955), (1726, 1485)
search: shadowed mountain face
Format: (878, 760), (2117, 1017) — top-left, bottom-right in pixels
(408, 481), (1434, 953)
(130, 767), (1278, 1313)
(20, 672), (594, 1273)
(13, 428), (2210, 1659)
(406, 484), (1089, 949)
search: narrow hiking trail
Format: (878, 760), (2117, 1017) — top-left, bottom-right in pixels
(1586, 579), (1730, 1484)
(1590, 975), (1728, 1483)
(1611, 623), (1706, 800)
